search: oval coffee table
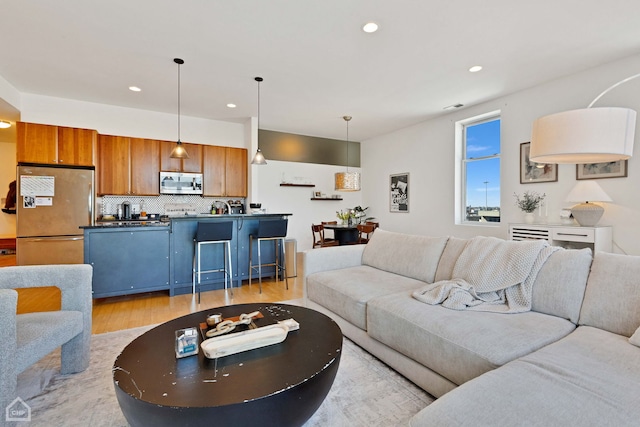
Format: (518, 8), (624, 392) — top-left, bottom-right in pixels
(113, 303), (343, 427)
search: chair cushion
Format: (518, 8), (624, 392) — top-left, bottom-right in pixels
(16, 311), (84, 374)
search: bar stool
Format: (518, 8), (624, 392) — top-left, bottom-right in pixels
(249, 218), (288, 293)
(192, 221), (234, 303)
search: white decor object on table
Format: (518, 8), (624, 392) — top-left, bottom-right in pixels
(565, 181), (612, 227)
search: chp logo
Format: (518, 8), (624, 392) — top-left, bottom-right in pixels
(5, 397), (31, 422)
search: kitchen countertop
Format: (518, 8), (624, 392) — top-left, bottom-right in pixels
(82, 213), (293, 229)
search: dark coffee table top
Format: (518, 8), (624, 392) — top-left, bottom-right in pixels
(113, 303), (343, 409)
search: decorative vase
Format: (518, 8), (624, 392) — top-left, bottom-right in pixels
(524, 212), (535, 224)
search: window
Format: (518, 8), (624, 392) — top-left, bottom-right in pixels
(456, 113), (501, 224)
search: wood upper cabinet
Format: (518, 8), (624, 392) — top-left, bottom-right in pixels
(17, 122), (96, 166)
(57, 126), (97, 166)
(130, 138), (160, 196)
(97, 136), (161, 196)
(203, 145), (247, 197)
(97, 135), (130, 196)
(202, 145), (226, 196)
(160, 141), (202, 173)
(225, 147), (248, 197)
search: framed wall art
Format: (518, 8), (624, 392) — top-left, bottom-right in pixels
(576, 160), (628, 180)
(390, 173), (409, 212)
(520, 142), (558, 184)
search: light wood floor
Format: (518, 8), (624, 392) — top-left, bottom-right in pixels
(1, 254), (304, 334)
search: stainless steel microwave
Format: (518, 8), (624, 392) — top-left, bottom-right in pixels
(160, 172), (203, 195)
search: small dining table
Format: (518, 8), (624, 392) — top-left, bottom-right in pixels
(322, 223), (359, 245)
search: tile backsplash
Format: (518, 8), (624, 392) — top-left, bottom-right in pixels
(98, 195), (245, 217)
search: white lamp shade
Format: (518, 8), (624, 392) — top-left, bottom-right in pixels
(565, 180), (612, 203)
(530, 107), (636, 164)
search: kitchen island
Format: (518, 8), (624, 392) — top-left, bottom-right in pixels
(83, 213), (292, 298)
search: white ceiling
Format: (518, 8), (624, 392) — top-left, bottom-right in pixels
(1, 0), (640, 142)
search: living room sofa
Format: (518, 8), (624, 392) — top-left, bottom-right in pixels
(303, 229), (640, 426)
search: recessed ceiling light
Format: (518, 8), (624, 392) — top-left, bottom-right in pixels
(469, 65), (483, 73)
(227, 103), (237, 108)
(362, 22), (379, 33)
(443, 103), (464, 110)
(129, 86), (142, 92)
(0, 120), (11, 129)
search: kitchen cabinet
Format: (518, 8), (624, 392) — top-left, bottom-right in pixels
(17, 122), (96, 166)
(131, 138), (161, 195)
(160, 141), (203, 173)
(202, 145), (247, 197)
(84, 227), (170, 298)
(97, 136), (160, 196)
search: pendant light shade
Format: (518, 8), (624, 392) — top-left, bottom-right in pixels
(251, 148), (267, 165)
(251, 77), (267, 165)
(335, 116), (361, 191)
(170, 58), (189, 159)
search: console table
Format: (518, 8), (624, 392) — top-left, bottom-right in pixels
(509, 223), (612, 252)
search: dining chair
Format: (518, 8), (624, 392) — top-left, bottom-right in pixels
(321, 221), (338, 240)
(365, 221), (380, 230)
(357, 223), (376, 244)
(312, 224), (339, 248)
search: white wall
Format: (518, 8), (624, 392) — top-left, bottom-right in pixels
(255, 160), (362, 250)
(362, 53), (640, 255)
(20, 94), (245, 148)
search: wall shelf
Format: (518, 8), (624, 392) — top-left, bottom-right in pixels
(311, 198), (343, 201)
(280, 183), (315, 187)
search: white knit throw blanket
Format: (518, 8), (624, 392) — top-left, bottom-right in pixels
(412, 236), (560, 313)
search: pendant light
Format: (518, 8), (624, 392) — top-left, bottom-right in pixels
(335, 116), (361, 191)
(251, 77), (267, 165)
(170, 58), (189, 159)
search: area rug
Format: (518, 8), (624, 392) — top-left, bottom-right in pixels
(16, 325), (433, 426)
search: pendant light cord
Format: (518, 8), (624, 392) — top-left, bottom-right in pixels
(174, 58), (184, 143)
(344, 116), (352, 172)
(177, 61), (181, 141)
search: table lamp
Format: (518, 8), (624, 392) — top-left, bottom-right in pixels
(565, 181), (612, 226)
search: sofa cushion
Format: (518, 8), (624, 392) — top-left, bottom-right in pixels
(362, 229), (448, 283)
(410, 326), (640, 427)
(579, 251), (640, 337)
(307, 266), (427, 330)
(433, 237), (468, 282)
(367, 291), (576, 386)
(531, 248), (592, 324)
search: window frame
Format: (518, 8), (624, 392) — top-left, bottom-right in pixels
(454, 111), (501, 225)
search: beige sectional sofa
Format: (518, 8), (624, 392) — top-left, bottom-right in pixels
(303, 229), (640, 426)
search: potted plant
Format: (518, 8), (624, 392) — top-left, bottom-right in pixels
(514, 191), (546, 224)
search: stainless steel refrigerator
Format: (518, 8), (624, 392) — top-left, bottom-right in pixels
(16, 164), (94, 265)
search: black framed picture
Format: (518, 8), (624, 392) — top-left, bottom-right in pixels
(576, 160), (628, 180)
(390, 173), (409, 212)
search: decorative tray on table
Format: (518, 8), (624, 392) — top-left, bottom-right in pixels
(198, 311), (299, 359)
